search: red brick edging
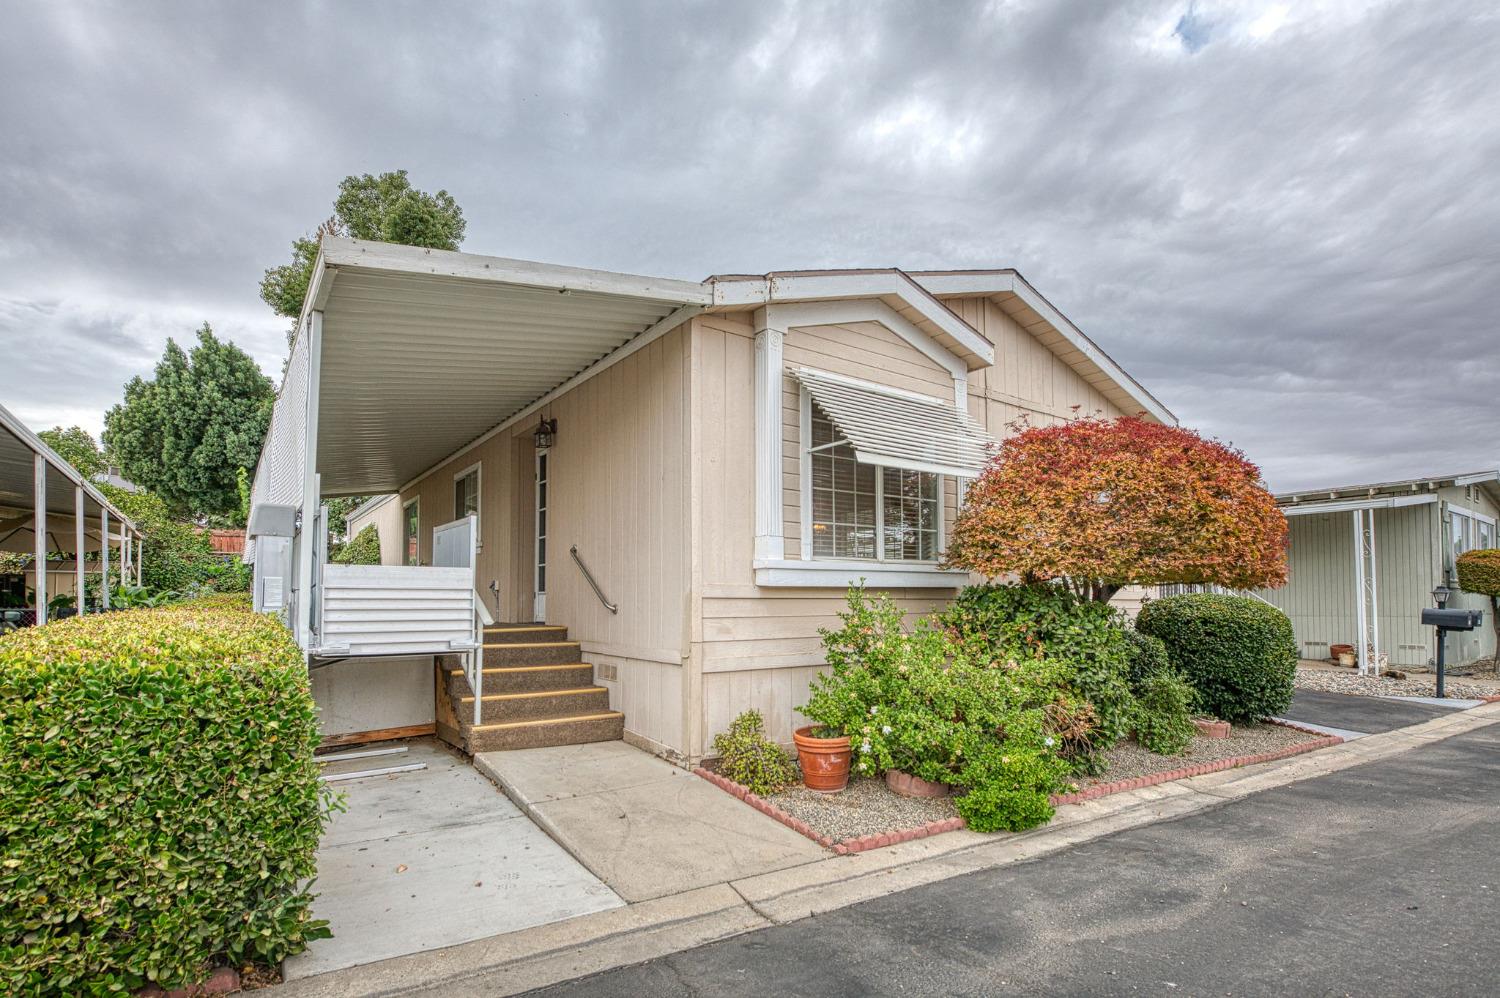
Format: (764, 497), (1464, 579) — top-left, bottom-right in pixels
(694, 719), (1341, 856)
(136, 966), (240, 997)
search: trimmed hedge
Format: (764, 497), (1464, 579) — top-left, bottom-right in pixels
(1457, 548), (1500, 598)
(1136, 594), (1297, 723)
(1, 596), (331, 995)
(334, 525), (382, 566)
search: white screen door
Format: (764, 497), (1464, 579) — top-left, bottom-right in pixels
(534, 449), (548, 621)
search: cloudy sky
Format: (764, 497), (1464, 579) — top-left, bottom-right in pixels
(2, 0), (1496, 492)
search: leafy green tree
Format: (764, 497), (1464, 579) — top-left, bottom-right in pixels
(38, 425), (105, 479)
(96, 483), (250, 595)
(259, 171), (466, 338)
(102, 325), (273, 522)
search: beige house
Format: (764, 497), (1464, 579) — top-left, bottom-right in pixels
(247, 238), (1171, 762)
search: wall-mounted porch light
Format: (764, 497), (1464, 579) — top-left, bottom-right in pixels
(533, 417), (557, 450)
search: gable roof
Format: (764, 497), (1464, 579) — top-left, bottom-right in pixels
(909, 270), (1174, 424)
(1278, 469), (1500, 506)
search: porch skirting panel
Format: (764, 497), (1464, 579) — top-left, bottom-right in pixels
(312, 656), (436, 741)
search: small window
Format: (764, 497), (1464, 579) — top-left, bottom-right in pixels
(454, 466), (479, 522)
(402, 499), (420, 566)
(807, 401), (939, 562)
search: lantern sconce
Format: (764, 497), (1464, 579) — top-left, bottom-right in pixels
(533, 417), (557, 450)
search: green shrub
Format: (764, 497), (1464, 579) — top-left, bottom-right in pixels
(0, 597), (332, 995)
(1131, 672), (1197, 755)
(334, 524), (383, 566)
(1457, 548), (1500, 596)
(1124, 628), (1171, 686)
(801, 589), (1070, 833)
(712, 710), (798, 795)
(938, 584), (1135, 765)
(1136, 594), (1296, 723)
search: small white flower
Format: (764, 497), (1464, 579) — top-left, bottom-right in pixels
(869, 706), (879, 716)
(860, 740), (872, 753)
(1044, 736), (1056, 748)
(881, 725), (892, 735)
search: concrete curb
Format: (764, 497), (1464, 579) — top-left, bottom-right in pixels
(273, 702), (1500, 998)
(695, 719), (1339, 853)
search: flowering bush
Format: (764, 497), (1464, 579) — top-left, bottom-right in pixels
(938, 584), (1135, 770)
(800, 589), (1071, 832)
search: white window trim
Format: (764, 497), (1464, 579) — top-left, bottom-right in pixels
(402, 496), (420, 566)
(453, 461), (482, 552)
(1447, 502), (1496, 527)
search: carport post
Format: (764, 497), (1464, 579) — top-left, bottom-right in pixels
(1352, 510), (1367, 673)
(75, 486), (85, 615)
(33, 454), (46, 625)
(100, 507), (110, 610)
(295, 310), (323, 649)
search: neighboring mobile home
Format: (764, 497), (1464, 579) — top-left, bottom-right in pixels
(1258, 470), (1500, 671)
(245, 238), (1172, 763)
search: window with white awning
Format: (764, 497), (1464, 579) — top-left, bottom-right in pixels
(791, 367), (996, 564)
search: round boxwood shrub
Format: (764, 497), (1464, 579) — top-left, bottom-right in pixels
(1136, 593), (1296, 723)
(0, 596), (332, 995)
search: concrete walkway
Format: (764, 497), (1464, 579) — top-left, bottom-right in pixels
(283, 740), (622, 980)
(274, 703), (1500, 997)
(475, 741), (827, 902)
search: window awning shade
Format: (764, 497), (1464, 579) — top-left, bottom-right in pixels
(791, 367), (996, 478)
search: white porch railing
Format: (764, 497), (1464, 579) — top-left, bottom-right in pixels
(314, 564), (480, 658)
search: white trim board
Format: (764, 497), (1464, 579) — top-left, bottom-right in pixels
(1282, 494), (1438, 516)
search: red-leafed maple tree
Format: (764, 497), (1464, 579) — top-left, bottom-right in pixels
(946, 416), (1289, 601)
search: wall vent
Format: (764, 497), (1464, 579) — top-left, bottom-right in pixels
(595, 662), (618, 683)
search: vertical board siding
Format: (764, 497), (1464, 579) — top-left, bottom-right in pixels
(398, 325), (692, 752)
(345, 497), (404, 566)
(1259, 505), (1438, 667)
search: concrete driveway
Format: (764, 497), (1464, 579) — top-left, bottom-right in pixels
(284, 740), (622, 980)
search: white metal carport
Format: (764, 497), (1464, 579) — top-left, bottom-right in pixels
(0, 402), (141, 625)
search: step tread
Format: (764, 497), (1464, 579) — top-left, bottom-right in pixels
(473, 711), (623, 732)
(481, 640), (580, 649)
(485, 624), (567, 632)
(461, 686), (607, 702)
(449, 663), (593, 675)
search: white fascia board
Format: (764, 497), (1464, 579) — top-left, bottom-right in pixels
(0, 402), (138, 534)
(908, 272), (1017, 296)
(1003, 278), (1176, 425)
(1282, 494), (1438, 516)
(765, 300), (967, 377)
(712, 272), (993, 367)
(320, 237), (711, 305)
(1453, 469), (1500, 487)
(753, 559), (970, 589)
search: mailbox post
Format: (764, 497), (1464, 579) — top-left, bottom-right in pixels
(1421, 605), (1484, 698)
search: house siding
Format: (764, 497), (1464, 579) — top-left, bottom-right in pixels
(345, 495), (403, 566)
(397, 325), (693, 755)
(689, 302), (1133, 759)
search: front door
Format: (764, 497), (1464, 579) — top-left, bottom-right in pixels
(533, 448), (548, 622)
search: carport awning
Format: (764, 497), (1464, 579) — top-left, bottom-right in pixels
(310, 239), (711, 496)
(791, 366), (996, 478)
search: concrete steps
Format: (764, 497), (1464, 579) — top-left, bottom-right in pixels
(437, 625), (623, 754)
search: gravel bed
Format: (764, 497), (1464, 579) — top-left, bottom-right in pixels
(758, 722), (1323, 842)
(1294, 667), (1499, 702)
(767, 777), (957, 844)
(1069, 722), (1321, 790)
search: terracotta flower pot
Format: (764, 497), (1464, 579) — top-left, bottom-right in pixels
(792, 726), (851, 793)
(885, 769), (950, 799)
(1193, 718), (1231, 739)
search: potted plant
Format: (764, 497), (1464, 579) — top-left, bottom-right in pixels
(790, 724), (852, 793)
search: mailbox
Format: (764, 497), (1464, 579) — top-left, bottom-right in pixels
(1420, 608), (1484, 630)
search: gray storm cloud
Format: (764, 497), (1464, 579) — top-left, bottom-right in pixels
(1, 0), (1495, 491)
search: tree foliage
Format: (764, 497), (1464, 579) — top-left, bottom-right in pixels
(946, 416), (1289, 600)
(97, 483), (250, 595)
(37, 426), (105, 479)
(259, 171), (467, 332)
(102, 325), (273, 522)
(333, 524), (382, 566)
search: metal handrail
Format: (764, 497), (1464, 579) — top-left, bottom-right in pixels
(570, 545), (618, 614)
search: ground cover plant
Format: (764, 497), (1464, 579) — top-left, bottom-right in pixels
(1136, 593), (1297, 723)
(0, 595), (333, 996)
(711, 710), (798, 795)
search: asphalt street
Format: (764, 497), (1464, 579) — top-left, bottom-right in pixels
(531, 722), (1500, 997)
